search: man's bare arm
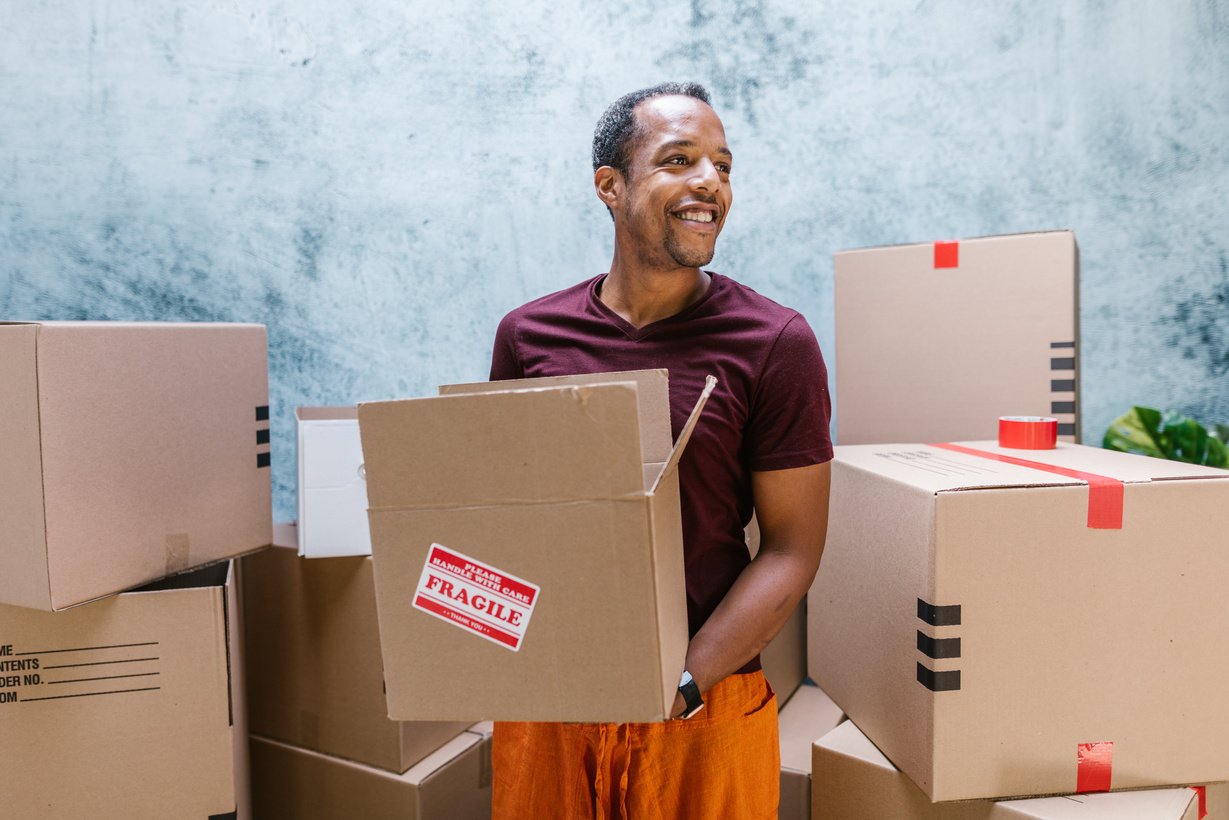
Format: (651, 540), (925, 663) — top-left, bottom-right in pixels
(671, 460), (831, 715)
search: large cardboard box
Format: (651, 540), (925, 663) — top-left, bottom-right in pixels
(0, 561), (249, 819)
(0, 321), (272, 610)
(808, 441), (1229, 801)
(242, 523), (468, 772)
(779, 684), (844, 820)
(250, 728), (492, 820)
(834, 230), (1079, 444)
(297, 408), (372, 557)
(358, 369), (708, 722)
(812, 720), (1210, 819)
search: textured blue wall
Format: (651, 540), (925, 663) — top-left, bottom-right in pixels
(3, 1), (1226, 520)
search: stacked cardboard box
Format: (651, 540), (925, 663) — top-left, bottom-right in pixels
(244, 528), (492, 818)
(805, 232), (1229, 816)
(834, 231), (1080, 445)
(0, 321), (272, 817)
(777, 684), (845, 820)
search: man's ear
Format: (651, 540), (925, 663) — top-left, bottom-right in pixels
(594, 166), (622, 212)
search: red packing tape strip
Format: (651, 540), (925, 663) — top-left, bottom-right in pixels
(934, 240), (959, 268)
(1076, 742), (1114, 793)
(931, 443), (1125, 529)
(1191, 786), (1208, 819)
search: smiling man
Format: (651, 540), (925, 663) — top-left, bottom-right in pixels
(488, 82), (833, 819)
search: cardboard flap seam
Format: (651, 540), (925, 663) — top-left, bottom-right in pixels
(651, 375), (717, 494)
(34, 325), (54, 609)
(367, 495), (647, 514)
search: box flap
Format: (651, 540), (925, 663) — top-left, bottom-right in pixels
(779, 684), (844, 774)
(835, 229), (1075, 257)
(440, 369), (672, 465)
(359, 382), (646, 510)
(0, 323), (52, 610)
(296, 406), (358, 422)
(814, 719), (896, 772)
(835, 441), (1229, 495)
(650, 375), (717, 493)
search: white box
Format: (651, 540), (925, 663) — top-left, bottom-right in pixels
(296, 407), (372, 557)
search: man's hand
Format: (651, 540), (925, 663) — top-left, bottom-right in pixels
(676, 461), (831, 702)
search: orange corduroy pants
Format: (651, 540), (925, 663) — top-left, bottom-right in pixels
(491, 671), (779, 820)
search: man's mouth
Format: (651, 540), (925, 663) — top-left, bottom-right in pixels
(673, 210), (715, 224)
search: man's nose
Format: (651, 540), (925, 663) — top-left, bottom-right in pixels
(689, 158), (721, 192)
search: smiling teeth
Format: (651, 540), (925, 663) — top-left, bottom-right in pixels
(678, 211), (713, 223)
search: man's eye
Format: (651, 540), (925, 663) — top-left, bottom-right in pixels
(666, 156), (688, 165)
(717, 164), (731, 174)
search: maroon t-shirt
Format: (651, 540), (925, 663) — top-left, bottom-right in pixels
(490, 271), (833, 674)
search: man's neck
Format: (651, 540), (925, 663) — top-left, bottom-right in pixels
(600, 250), (711, 329)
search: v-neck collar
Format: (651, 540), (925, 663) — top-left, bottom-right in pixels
(589, 272), (724, 341)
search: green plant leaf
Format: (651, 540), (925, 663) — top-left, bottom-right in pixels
(1102, 406), (1165, 457)
(1104, 406), (1229, 468)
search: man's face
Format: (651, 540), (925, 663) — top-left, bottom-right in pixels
(616, 95), (733, 270)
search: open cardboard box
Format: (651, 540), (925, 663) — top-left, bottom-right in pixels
(0, 561), (249, 818)
(808, 441), (1229, 801)
(0, 321), (271, 610)
(358, 369), (710, 722)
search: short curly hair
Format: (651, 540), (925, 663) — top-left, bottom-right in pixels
(592, 82), (712, 175)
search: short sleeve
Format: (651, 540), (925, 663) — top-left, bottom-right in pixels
(744, 314), (834, 471)
(489, 312), (524, 381)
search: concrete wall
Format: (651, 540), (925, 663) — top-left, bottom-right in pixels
(3, 0), (1226, 519)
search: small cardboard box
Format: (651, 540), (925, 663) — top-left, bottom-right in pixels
(242, 523), (468, 772)
(358, 369), (708, 722)
(834, 230), (1079, 444)
(812, 720), (1207, 820)
(0, 321), (272, 610)
(250, 727), (492, 820)
(297, 408), (372, 557)
(808, 441), (1229, 801)
(779, 684), (844, 820)
(0, 561), (249, 818)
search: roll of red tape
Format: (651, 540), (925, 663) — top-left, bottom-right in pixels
(999, 416), (1058, 450)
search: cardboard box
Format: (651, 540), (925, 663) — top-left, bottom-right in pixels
(779, 684), (844, 820)
(0, 321), (272, 610)
(812, 720), (1207, 819)
(242, 523), (468, 772)
(834, 230), (1079, 444)
(0, 561), (249, 818)
(297, 408), (372, 557)
(251, 728), (492, 820)
(358, 369), (707, 722)
(807, 441), (1229, 801)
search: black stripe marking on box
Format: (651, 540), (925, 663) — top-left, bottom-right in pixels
(917, 663), (961, 692)
(256, 428), (270, 445)
(1058, 423), (1076, 436)
(916, 631), (961, 659)
(1051, 357), (1075, 370)
(917, 599), (961, 626)
(256, 405), (270, 421)
(1051, 401), (1076, 414)
(209, 812), (238, 820)
(257, 452), (271, 469)
(1050, 341), (1075, 349)
(1051, 379), (1076, 392)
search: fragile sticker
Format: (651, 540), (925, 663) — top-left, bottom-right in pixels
(412, 544), (541, 651)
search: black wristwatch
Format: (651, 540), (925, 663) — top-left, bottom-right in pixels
(677, 670), (704, 719)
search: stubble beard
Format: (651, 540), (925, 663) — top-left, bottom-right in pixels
(626, 200), (717, 270)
